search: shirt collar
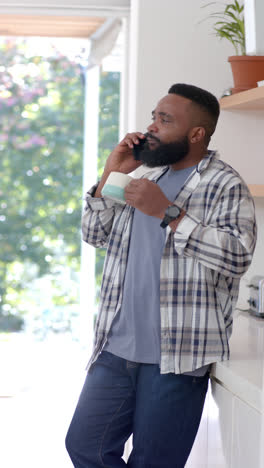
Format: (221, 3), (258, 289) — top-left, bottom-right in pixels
(196, 150), (218, 174)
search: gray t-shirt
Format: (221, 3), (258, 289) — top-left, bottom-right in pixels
(105, 165), (209, 376)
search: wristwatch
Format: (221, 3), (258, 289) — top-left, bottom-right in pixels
(160, 204), (181, 228)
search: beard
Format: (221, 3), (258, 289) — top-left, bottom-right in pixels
(138, 133), (190, 168)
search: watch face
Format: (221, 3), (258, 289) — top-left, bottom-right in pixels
(167, 205), (180, 218)
(160, 204), (181, 228)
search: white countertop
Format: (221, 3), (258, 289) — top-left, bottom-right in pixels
(211, 310), (264, 412)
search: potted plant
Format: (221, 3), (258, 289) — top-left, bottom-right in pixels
(202, 1), (264, 94)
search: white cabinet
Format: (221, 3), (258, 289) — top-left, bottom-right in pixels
(231, 396), (261, 468)
(186, 378), (262, 467)
(209, 379), (261, 468)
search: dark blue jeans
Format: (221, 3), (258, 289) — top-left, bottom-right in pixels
(66, 351), (209, 468)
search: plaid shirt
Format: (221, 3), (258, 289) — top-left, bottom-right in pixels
(82, 152), (257, 374)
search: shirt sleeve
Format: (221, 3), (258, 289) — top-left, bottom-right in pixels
(81, 183), (116, 248)
(173, 182), (257, 278)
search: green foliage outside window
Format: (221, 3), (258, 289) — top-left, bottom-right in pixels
(0, 38), (120, 332)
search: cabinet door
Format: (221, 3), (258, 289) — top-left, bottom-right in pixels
(231, 396), (261, 468)
(208, 379), (233, 467)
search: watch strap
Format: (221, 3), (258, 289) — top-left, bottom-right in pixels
(160, 215), (172, 228)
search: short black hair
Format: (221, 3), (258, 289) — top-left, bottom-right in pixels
(168, 83), (220, 144)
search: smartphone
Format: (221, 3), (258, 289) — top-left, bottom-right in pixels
(133, 136), (146, 161)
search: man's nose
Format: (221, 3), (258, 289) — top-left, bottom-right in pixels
(147, 121), (158, 133)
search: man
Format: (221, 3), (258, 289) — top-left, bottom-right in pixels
(66, 84), (257, 467)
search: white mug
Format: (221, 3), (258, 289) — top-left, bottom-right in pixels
(101, 171), (133, 204)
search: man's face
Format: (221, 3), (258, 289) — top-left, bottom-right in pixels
(138, 94), (193, 168)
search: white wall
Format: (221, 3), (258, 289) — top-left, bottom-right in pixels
(215, 110), (264, 184)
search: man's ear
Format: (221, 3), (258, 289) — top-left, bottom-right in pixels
(189, 127), (206, 144)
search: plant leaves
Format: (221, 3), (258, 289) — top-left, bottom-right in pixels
(200, 1), (245, 55)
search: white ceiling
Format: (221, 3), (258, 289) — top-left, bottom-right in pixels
(0, 1), (129, 39)
(0, 1), (130, 17)
(0, 14), (106, 38)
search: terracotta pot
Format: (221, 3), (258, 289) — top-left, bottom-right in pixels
(228, 55), (264, 94)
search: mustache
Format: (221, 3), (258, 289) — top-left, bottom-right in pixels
(145, 132), (161, 144)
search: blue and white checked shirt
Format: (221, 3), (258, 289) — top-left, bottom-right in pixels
(82, 151), (257, 374)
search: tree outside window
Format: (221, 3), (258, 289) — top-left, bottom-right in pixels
(0, 38), (120, 334)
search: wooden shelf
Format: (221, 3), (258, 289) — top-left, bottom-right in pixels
(248, 185), (264, 197)
(219, 86), (264, 110)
